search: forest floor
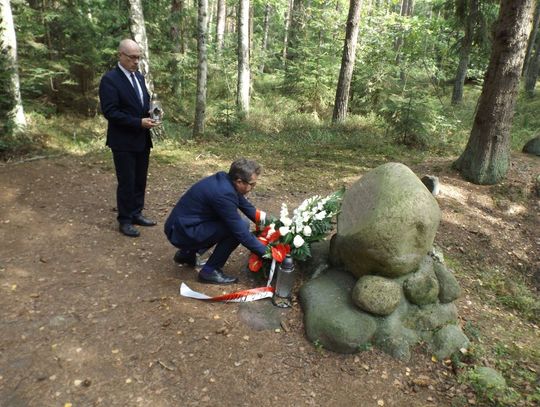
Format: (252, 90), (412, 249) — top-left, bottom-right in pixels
(0, 150), (538, 407)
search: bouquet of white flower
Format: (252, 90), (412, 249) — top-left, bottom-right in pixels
(249, 189), (344, 272)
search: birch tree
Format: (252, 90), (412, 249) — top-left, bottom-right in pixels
(0, 0), (26, 132)
(128, 0), (154, 94)
(216, 0), (226, 53)
(237, 0), (250, 116)
(259, 4), (271, 73)
(454, 0), (535, 185)
(332, 0), (363, 123)
(194, 0), (208, 135)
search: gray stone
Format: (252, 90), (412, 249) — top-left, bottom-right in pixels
(334, 163), (441, 278)
(237, 301), (284, 331)
(300, 268), (377, 353)
(421, 175), (440, 196)
(434, 261), (462, 303)
(352, 275), (402, 316)
(404, 256), (440, 305)
(373, 300), (419, 361)
(299, 239), (331, 279)
(404, 302), (458, 332)
(522, 135), (540, 156)
(432, 325), (470, 359)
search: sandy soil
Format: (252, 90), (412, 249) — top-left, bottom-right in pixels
(0, 152), (538, 407)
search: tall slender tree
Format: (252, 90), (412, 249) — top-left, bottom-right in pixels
(171, 0), (187, 54)
(237, 0), (250, 116)
(522, 0), (540, 76)
(0, 0), (26, 132)
(259, 3), (271, 73)
(128, 0), (154, 95)
(194, 0), (209, 135)
(216, 0), (226, 52)
(454, 0), (535, 185)
(332, 0), (363, 123)
(451, 0), (479, 104)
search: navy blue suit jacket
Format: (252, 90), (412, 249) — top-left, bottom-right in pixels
(164, 172), (267, 256)
(99, 66), (152, 152)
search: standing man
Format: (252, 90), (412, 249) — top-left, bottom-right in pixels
(99, 39), (159, 237)
(164, 158), (268, 285)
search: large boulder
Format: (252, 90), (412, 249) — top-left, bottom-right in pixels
(334, 163), (441, 278)
(522, 136), (540, 156)
(299, 268), (377, 353)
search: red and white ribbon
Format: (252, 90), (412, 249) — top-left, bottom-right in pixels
(180, 282), (274, 303)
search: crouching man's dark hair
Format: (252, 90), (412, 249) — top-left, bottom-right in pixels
(229, 157), (261, 182)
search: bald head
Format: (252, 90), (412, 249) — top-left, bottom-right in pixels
(118, 39), (142, 72)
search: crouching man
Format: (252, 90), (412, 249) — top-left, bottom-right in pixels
(164, 158), (268, 284)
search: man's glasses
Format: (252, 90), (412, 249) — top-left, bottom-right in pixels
(122, 52), (142, 61)
(241, 179), (257, 187)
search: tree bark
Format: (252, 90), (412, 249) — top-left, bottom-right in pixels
(451, 0), (478, 105)
(259, 4), (271, 73)
(285, 0), (304, 85)
(0, 0), (26, 131)
(171, 0), (187, 54)
(454, 0), (535, 185)
(332, 0), (363, 123)
(522, 0), (540, 76)
(193, 0), (208, 136)
(237, 0), (250, 117)
(282, 0), (294, 67)
(128, 0), (154, 95)
(525, 24), (540, 96)
(216, 0), (226, 52)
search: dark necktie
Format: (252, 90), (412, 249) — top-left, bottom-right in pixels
(130, 72), (143, 106)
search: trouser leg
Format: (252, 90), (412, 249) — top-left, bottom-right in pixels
(133, 148), (150, 216)
(112, 150), (136, 224)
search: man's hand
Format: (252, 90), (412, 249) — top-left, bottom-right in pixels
(141, 118), (159, 129)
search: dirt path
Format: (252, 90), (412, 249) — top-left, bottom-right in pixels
(0, 153), (538, 406)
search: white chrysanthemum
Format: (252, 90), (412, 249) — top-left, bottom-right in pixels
(303, 225), (312, 236)
(314, 210), (327, 220)
(281, 216), (292, 227)
(279, 226), (290, 236)
(293, 235), (305, 248)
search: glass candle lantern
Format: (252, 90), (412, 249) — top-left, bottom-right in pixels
(272, 254), (295, 308)
(149, 95), (163, 124)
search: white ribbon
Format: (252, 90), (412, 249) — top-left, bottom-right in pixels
(266, 258), (276, 287)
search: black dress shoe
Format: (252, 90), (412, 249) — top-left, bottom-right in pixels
(132, 214), (157, 227)
(174, 250), (197, 266)
(119, 223), (140, 237)
(198, 268), (238, 285)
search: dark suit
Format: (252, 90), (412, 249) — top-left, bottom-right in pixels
(99, 65), (153, 225)
(164, 172), (267, 270)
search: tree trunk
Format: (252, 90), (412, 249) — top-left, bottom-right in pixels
(332, 0), (363, 123)
(128, 0), (154, 95)
(282, 0), (294, 67)
(451, 0), (478, 105)
(194, 0), (208, 136)
(237, 0), (250, 117)
(454, 0), (535, 185)
(259, 4), (271, 73)
(522, 0), (540, 76)
(525, 26), (540, 96)
(216, 0), (225, 52)
(0, 0), (26, 131)
(285, 0), (304, 85)
(171, 0), (187, 54)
